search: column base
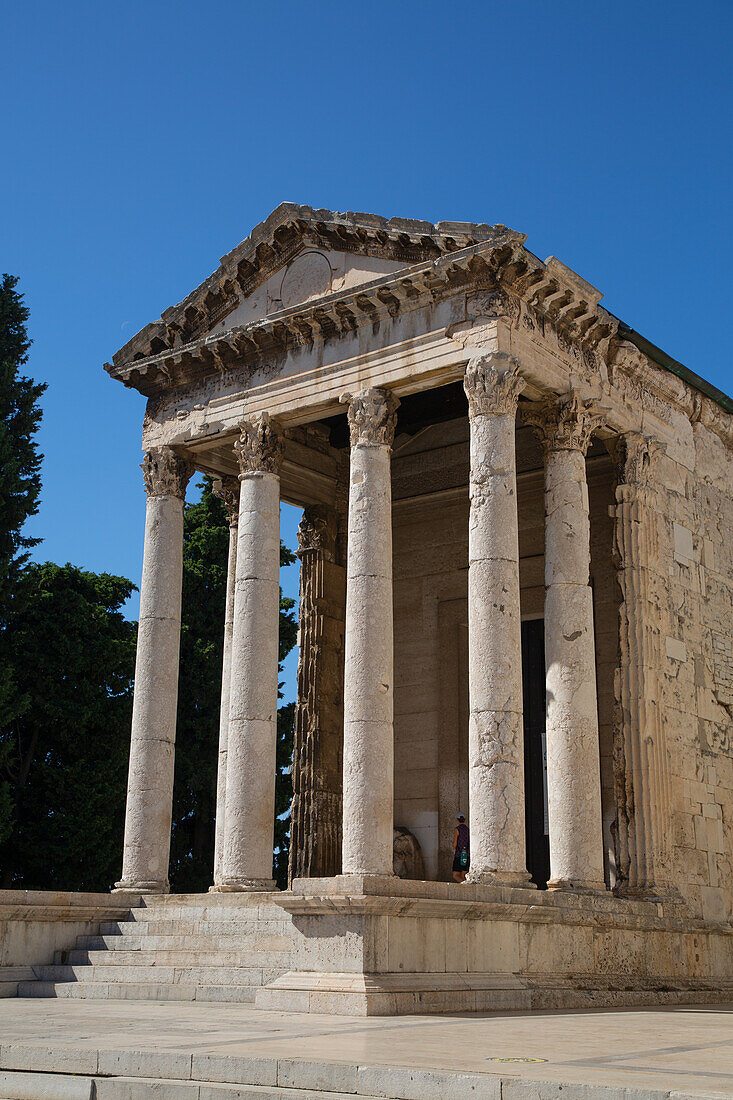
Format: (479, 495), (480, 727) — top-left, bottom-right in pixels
(548, 877), (607, 895)
(113, 879), (170, 894)
(466, 870), (536, 889)
(209, 879), (277, 892)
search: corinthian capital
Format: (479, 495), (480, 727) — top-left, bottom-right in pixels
(463, 353), (525, 418)
(297, 505), (337, 561)
(234, 413), (284, 476)
(141, 447), (194, 499)
(341, 387), (400, 448)
(212, 475), (240, 525)
(608, 431), (664, 486)
(523, 391), (606, 456)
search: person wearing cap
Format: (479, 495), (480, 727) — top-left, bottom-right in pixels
(452, 814), (470, 882)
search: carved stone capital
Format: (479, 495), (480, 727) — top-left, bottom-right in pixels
(212, 475), (240, 525)
(463, 353), (525, 418)
(234, 412), (284, 476)
(297, 505), (337, 561)
(523, 391), (606, 456)
(341, 387), (400, 448)
(608, 431), (664, 486)
(141, 447), (194, 499)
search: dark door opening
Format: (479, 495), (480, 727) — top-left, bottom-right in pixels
(521, 618), (550, 889)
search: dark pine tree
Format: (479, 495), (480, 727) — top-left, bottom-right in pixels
(0, 274), (46, 847)
(0, 564), (137, 887)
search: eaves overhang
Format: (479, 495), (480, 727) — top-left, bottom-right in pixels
(105, 233), (619, 398)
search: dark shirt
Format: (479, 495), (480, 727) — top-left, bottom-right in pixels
(456, 823), (469, 851)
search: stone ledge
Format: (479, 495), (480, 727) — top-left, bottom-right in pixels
(256, 969), (733, 1017)
(0, 890), (141, 922)
(284, 877), (725, 934)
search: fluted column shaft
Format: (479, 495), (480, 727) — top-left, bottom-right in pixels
(289, 506), (346, 885)
(217, 414), (284, 891)
(464, 354), (530, 886)
(341, 388), (399, 876)
(115, 447), (193, 893)
(610, 433), (672, 895)
(211, 477), (240, 889)
(526, 393), (606, 891)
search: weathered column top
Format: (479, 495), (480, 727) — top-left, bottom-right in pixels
(523, 391), (606, 456)
(341, 387), (400, 448)
(297, 505), (338, 562)
(463, 352), (525, 418)
(233, 412), (284, 476)
(212, 475), (240, 526)
(141, 446), (194, 499)
(608, 430), (665, 487)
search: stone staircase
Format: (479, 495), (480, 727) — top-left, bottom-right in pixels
(17, 893), (294, 1002)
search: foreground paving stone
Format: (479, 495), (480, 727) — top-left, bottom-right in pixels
(0, 998), (731, 1098)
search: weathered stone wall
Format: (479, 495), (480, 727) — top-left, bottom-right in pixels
(655, 421), (733, 922)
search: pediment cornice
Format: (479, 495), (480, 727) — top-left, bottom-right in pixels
(106, 233), (617, 397)
(112, 203), (518, 369)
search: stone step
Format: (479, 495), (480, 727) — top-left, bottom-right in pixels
(57, 949), (292, 968)
(125, 902), (288, 922)
(95, 1077), (380, 1100)
(75, 932), (292, 952)
(30, 964), (285, 985)
(16, 981), (260, 1002)
(99, 920), (292, 937)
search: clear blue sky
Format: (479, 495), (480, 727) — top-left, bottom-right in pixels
(4, 0), (732, 704)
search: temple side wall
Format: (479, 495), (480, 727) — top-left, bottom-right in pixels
(660, 419), (733, 923)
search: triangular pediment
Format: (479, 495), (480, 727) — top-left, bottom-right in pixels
(207, 244), (409, 334)
(112, 203), (512, 367)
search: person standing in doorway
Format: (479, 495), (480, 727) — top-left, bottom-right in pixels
(452, 814), (470, 882)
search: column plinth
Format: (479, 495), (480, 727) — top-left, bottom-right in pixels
(464, 354), (532, 888)
(340, 388), (399, 878)
(525, 392), (606, 893)
(114, 447), (193, 894)
(215, 414), (283, 893)
(210, 477), (240, 891)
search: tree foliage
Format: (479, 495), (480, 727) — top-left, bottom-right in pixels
(0, 564), (137, 888)
(0, 275), (46, 612)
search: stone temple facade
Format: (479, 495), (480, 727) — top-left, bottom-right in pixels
(11, 203), (732, 1015)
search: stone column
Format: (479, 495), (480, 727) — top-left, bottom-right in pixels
(609, 433), (673, 896)
(341, 387), (400, 877)
(288, 505), (346, 885)
(217, 414), (284, 891)
(463, 353), (531, 886)
(211, 476), (240, 890)
(525, 393), (606, 892)
(115, 447), (193, 893)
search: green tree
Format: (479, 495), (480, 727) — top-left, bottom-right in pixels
(0, 275), (46, 844)
(0, 275), (46, 612)
(0, 564), (137, 888)
(170, 479), (297, 892)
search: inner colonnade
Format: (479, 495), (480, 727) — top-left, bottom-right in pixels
(114, 352), (643, 898)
